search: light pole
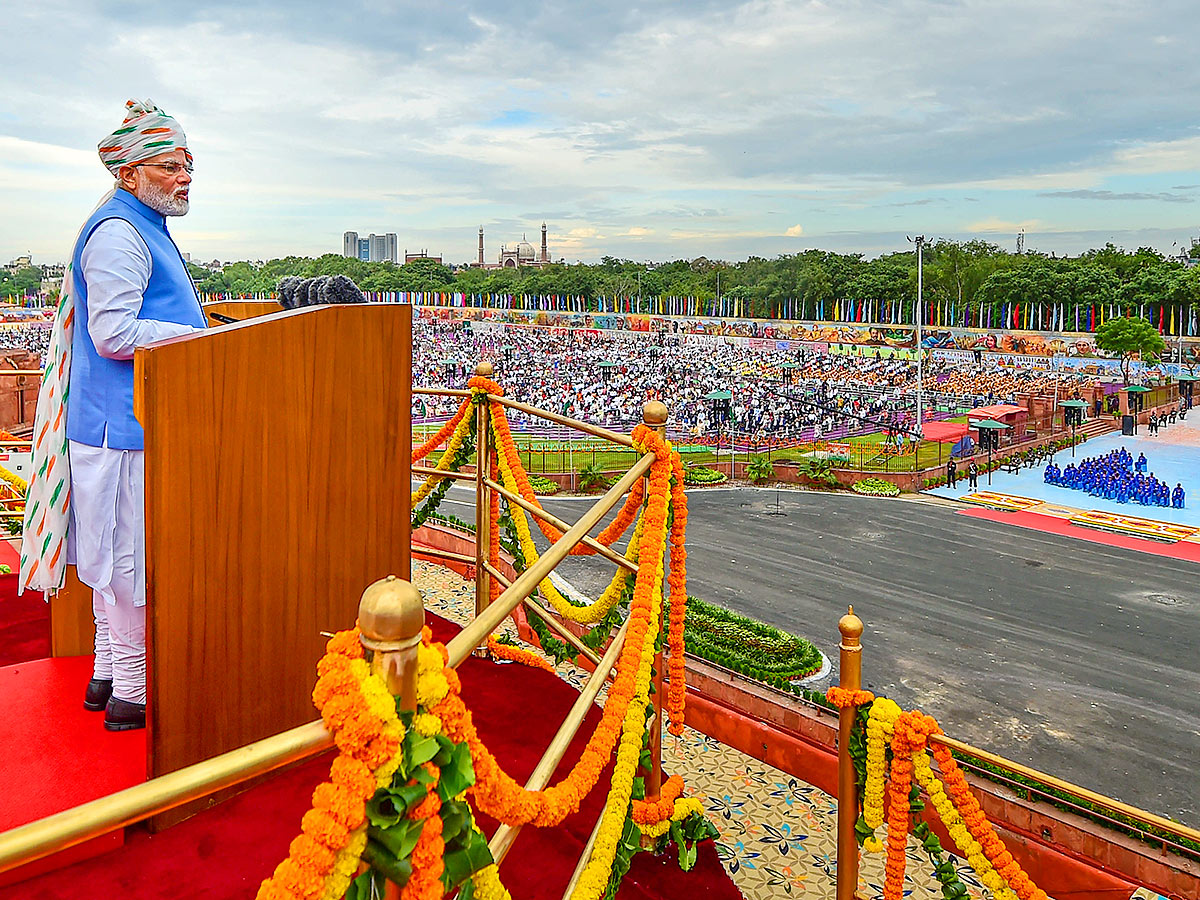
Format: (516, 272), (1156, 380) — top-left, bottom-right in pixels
(908, 235), (926, 432)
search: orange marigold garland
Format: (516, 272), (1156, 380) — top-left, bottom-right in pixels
(664, 443), (688, 735)
(825, 687), (875, 708)
(256, 629), (403, 900)
(631, 774), (684, 825)
(413, 398), (472, 464)
(472, 373), (645, 556)
(429, 445), (676, 829)
(488, 451), (501, 604)
(486, 634), (555, 672)
(930, 742), (1049, 900)
(854, 699), (1051, 900)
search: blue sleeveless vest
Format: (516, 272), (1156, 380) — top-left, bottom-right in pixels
(67, 190), (205, 450)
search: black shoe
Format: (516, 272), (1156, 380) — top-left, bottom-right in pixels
(104, 697), (146, 731)
(84, 678), (113, 711)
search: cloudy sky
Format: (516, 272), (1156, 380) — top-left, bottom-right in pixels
(3, 0), (1199, 265)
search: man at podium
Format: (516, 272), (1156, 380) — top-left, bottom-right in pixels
(64, 100), (207, 731)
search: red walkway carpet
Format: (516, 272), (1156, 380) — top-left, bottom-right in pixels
(0, 656), (145, 833)
(0, 570), (50, 668)
(0, 614), (741, 900)
(959, 507), (1200, 562)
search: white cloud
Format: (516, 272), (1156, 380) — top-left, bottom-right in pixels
(3, 0), (1200, 261)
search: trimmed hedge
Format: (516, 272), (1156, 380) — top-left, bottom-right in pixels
(851, 477), (900, 497)
(527, 473), (560, 495)
(680, 596), (823, 684)
(683, 465), (727, 486)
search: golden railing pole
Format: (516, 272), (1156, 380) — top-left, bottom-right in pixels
(474, 361), (494, 625)
(357, 575), (426, 715)
(836, 606), (864, 900)
(357, 576), (425, 900)
(643, 400), (669, 802)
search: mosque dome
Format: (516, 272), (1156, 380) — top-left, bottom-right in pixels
(517, 240), (535, 260)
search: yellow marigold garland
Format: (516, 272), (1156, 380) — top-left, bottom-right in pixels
(862, 697), (901, 852)
(491, 427), (639, 624)
(470, 864), (512, 900)
(568, 503), (668, 900)
(855, 700), (1050, 900)
(0, 464), (27, 496)
(411, 411), (472, 506)
(913, 750), (1019, 900)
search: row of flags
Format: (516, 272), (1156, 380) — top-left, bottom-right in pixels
(196, 291), (1200, 336)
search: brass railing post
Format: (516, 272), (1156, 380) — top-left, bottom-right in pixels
(474, 361), (494, 623)
(642, 400), (669, 802)
(358, 575), (426, 713)
(836, 606), (864, 900)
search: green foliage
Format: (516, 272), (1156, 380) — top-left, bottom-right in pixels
(577, 462), (608, 491)
(796, 456), (839, 486)
(851, 477), (900, 497)
(183, 240), (1200, 328)
(1094, 315), (1167, 382)
(0, 266), (42, 300)
(361, 713), (494, 894)
(678, 595), (823, 681)
(682, 465), (727, 485)
(526, 473), (560, 495)
(746, 454), (775, 484)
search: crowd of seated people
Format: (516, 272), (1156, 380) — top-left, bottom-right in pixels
(1044, 447), (1185, 508)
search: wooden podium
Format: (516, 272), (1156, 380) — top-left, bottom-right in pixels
(51, 303), (412, 783)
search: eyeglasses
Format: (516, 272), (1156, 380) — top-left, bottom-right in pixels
(131, 161), (194, 176)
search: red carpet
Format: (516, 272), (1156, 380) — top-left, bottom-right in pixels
(959, 507), (1200, 562)
(0, 572), (51, 667)
(0, 656), (146, 832)
(0, 614), (741, 900)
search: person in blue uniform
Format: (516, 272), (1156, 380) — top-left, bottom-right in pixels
(1173, 484), (1185, 509)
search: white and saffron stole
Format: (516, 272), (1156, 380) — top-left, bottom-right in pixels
(19, 263), (75, 594)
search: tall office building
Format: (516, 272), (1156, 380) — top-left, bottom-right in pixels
(344, 231), (398, 263)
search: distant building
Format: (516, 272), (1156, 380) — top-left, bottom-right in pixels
(3, 255), (32, 272)
(404, 250), (443, 264)
(342, 231), (398, 263)
(469, 223), (553, 269)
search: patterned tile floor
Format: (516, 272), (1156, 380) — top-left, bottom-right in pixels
(414, 560), (1004, 900)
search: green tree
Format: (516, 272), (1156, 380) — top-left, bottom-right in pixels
(1093, 316), (1166, 383)
(0, 266), (42, 300)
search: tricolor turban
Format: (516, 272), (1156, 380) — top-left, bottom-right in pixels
(97, 98), (189, 176)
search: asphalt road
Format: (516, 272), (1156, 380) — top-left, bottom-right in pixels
(424, 482), (1200, 826)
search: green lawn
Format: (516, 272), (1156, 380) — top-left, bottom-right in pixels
(414, 420), (961, 475)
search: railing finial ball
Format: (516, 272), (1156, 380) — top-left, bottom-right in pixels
(358, 575), (425, 646)
(475, 361), (494, 377)
(838, 606), (863, 642)
(642, 399), (668, 426)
